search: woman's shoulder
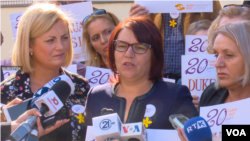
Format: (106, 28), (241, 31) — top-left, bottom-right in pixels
(1, 70), (28, 86)
(63, 69), (88, 84)
(88, 83), (113, 96)
(63, 69), (90, 97)
(199, 83), (228, 107)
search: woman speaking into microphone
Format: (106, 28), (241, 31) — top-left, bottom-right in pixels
(84, 17), (198, 130)
(0, 3), (89, 141)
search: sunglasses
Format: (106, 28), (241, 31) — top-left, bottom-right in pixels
(223, 4), (250, 9)
(114, 40), (152, 54)
(82, 9), (115, 26)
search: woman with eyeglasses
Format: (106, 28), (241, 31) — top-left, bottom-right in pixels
(84, 17), (198, 134)
(82, 9), (120, 69)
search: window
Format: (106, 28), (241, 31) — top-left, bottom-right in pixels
(0, 0), (33, 7)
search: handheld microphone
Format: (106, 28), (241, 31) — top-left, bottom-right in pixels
(92, 109), (122, 141)
(184, 117), (212, 141)
(121, 102), (148, 141)
(10, 79), (74, 141)
(25, 127), (39, 141)
(31, 74), (75, 109)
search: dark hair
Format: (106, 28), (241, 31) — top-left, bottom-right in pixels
(108, 16), (164, 82)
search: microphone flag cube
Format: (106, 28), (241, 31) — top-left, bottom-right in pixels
(121, 122), (148, 141)
(92, 113), (122, 141)
(34, 90), (64, 117)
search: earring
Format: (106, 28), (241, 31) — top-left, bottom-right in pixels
(95, 52), (97, 60)
(30, 52), (33, 56)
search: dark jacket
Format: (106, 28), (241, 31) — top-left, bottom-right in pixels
(85, 81), (198, 128)
(1, 122), (11, 141)
(199, 83), (228, 108)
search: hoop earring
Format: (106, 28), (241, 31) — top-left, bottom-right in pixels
(30, 52), (33, 56)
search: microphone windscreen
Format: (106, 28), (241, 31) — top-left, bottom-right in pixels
(50, 81), (71, 103)
(184, 117), (212, 141)
(131, 102), (146, 123)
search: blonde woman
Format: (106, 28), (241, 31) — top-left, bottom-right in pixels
(0, 3), (89, 141)
(82, 9), (119, 68)
(179, 20), (250, 141)
(207, 5), (250, 53)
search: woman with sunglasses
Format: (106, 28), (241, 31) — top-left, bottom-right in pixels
(84, 17), (198, 134)
(82, 9), (119, 69)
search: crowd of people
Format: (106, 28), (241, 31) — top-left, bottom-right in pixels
(1, 0), (250, 141)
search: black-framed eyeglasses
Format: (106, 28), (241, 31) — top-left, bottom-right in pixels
(223, 4), (250, 9)
(114, 40), (152, 54)
(82, 9), (115, 26)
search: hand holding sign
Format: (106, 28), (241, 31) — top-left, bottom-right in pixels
(134, 1), (213, 13)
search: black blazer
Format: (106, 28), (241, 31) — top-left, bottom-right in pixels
(199, 83), (228, 108)
(1, 122), (11, 140)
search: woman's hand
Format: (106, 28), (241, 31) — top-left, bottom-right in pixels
(192, 95), (200, 109)
(36, 116), (69, 137)
(1, 98), (23, 121)
(11, 108), (70, 138)
(11, 108), (42, 132)
(129, 4), (149, 17)
(177, 128), (189, 141)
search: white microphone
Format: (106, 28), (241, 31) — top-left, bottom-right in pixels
(10, 79), (75, 141)
(92, 113), (122, 141)
(121, 122), (147, 141)
(121, 102), (147, 141)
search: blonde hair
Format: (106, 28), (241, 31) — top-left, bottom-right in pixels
(207, 20), (250, 89)
(186, 20), (212, 35)
(82, 12), (119, 67)
(12, 3), (73, 73)
(207, 6), (250, 53)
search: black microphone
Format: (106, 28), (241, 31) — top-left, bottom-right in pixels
(10, 80), (74, 141)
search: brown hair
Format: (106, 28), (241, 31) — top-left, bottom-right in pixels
(207, 6), (250, 53)
(108, 16), (164, 82)
(186, 20), (212, 35)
